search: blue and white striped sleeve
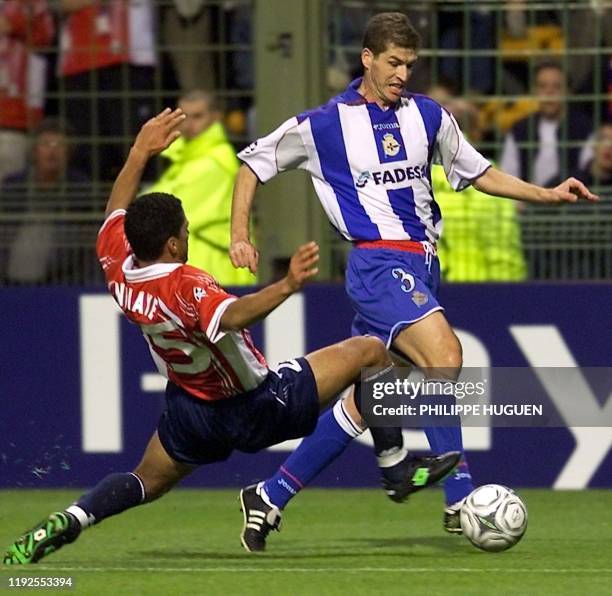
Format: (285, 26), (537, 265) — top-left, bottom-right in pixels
(434, 110), (491, 192)
(238, 116), (309, 184)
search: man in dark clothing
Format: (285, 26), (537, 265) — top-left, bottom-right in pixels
(501, 61), (593, 187)
(1, 118), (94, 284)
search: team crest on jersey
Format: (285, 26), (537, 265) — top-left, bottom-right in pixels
(193, 287), (207, 302)
(382, 133), (401, 157)
(411, 290), (429, 306)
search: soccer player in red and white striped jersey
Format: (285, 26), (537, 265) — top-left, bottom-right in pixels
(98, 208), (269, 401)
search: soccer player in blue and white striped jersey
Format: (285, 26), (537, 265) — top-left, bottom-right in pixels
(231, 12), (598, 548)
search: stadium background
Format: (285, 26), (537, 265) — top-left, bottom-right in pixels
(1, 0), (610, 488)
(0, 2), (611, 593)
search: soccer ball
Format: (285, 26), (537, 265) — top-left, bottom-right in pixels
(460, 484), (528, 552)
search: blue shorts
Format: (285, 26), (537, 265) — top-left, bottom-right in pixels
(345, 247), (444, 347)
(157, 358), (320, 466)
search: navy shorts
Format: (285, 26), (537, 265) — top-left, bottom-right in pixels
(345, 247), (444, 347)
(157, 358), (320, 466)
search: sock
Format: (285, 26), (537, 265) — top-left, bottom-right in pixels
(71, 472), (146, 527)
(422, 385), (474, 505)
(262, 400), (362, 509)
(355, 364), (408, 472)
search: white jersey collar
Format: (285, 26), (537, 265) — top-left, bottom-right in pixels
(122, 255), (182, 282)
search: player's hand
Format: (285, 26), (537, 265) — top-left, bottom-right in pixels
(230, 240), (259, 274)
(132, 108), (186, 158)
(286, 241), (319, 292)
(544, 177), (600, 204)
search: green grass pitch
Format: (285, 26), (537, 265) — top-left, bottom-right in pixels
(1, 489), (611, 595)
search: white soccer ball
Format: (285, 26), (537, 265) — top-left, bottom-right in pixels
(460, 484), (528, 552)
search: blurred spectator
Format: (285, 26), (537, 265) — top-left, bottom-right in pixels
(225, 1), (255, 139)
(161, 0), (216, 92)
(57, 0), (156, 181)
(0, 0), (54, 182)
(227, 1), (253, 96)
(501, 0), (564, 95)
(439, 4), (495, 94)
(1, 118), (93, 285)
(427, 82), (455, 110)
(560, 2), (611, 96)
(500, 61), (593, 187)
(434, 166), (527, 282)
(574, 123), (612, 190)
(433, 96), (526, 281)
(503, 1), (610, 112)
(146, 90), (255, 285)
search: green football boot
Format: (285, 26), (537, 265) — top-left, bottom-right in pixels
(382, 451), (461, 503)
(3, 512), (81, 564)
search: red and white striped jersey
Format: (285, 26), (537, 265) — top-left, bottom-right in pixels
(0, 0), (54, 130)
(96, 210), (269, 401)
(59, 0), (155, 77)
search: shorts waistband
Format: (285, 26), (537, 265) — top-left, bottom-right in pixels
(354, 239), (436, 255)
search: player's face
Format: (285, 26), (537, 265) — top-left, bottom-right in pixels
(362, 44), (418, 106)
(535, 67), (565, 119)
(34, 132), (68, 177)
(168, 218), (189, 263)
(178, 98), (217, 140)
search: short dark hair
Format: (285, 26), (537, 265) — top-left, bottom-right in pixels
(125, 193), (185, 261)
(33, 117), (74, 139)
(362, 12), (421, 56)
(179, 89), (220, 112)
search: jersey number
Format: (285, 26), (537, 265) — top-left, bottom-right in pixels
(140, 320), (211, 374)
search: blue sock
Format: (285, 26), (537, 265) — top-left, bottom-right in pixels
(424, 422), (474, 506)
(263, 400), (362, 509)
(71, 472), (146, 526)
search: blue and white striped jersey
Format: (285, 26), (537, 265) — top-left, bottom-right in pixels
(238, 78), (491, 243)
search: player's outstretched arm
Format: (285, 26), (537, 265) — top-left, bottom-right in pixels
(220, 241), (319, 331)
(104, 108), (186, 217)
(473, 166), (599, 205)
(230, 164), (260, 274)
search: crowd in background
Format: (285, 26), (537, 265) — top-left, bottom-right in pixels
(0, 0), (610, 285)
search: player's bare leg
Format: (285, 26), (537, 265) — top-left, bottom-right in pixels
(392, 310), (474, 533)
(133, 432), (196, 501)
(392, 310), (462, 376)
(3, 432), (194, 564)
(305, 335), (390, 405)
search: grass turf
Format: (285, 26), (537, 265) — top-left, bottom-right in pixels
(0, 489), (611, 596)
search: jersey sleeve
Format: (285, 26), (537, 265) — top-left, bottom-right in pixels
(434, 109), (491, 192)
(238, 116), (309, 183)
(178, 272), (238, 343)
(96, 210), (130, 279)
